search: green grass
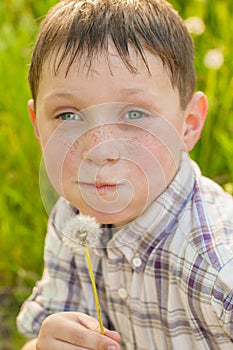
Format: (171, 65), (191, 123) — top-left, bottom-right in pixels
(0, 0), (232, 348)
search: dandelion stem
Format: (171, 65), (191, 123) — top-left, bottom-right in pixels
(84, 244), (105, 335)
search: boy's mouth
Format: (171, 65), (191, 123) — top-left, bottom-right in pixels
(78, 181), (118, 194)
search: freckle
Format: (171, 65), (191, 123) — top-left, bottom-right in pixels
(65, 140), (80, 156)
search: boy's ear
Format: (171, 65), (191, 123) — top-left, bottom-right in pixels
(182, 91), (208, 152)
(28, 99), (40, 139)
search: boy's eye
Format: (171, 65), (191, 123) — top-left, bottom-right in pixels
(126, 110), (145, 120)
(59, 112), (81, 121)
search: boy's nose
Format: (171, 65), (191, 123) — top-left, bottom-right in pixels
(81, 125), (120, 166)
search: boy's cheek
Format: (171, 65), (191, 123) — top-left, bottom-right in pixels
(40, 135), (81, 198)
(132, 125), (183, 169)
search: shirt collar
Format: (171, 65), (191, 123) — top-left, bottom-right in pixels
(106, 152), (196, 271)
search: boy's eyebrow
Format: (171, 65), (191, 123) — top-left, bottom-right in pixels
(42, 91), (78, 103)
(119, 88), (144, 96)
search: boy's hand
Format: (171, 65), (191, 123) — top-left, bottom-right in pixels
(36, 312), (121, 350)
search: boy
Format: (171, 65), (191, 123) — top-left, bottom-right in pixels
(17, 0), (233, 349)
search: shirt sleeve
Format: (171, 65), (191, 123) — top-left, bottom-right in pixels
(211, 258), (233, 340)
(16, 201), (86, 338)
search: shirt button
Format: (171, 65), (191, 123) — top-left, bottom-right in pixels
(118, 288), (127, 299)
(132, 257), (142, 268)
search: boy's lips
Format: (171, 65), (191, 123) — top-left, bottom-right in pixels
(78, 181), (118, 193)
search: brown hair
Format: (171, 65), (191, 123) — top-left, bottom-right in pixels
(29, 0), (196, 109)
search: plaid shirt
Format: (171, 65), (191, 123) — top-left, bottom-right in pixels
(17, 153), (233, 350)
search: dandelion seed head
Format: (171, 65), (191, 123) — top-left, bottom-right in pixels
(62, 213), (102, 251)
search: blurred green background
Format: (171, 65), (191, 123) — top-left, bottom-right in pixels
(0, 0), (232, 348)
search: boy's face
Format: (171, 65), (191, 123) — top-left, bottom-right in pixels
(30, 44), (206, 226)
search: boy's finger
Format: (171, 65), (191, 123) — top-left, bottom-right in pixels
(53, 317), (120, 350)
(57, 325), (120, 350)
(104, 330), (121, 343)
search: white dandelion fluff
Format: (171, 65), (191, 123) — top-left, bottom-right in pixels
(62, 213), (102, 251)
